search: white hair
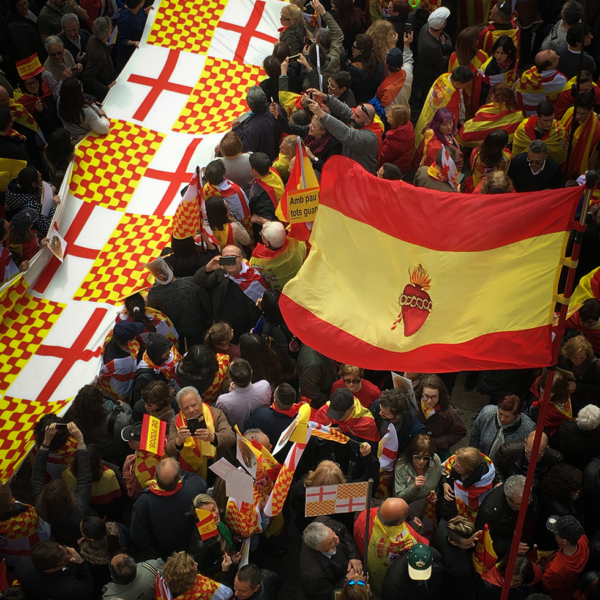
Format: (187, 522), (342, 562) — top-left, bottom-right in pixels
(60, 12), (78, 26)
(261, 221), (286, 249)
(44, 35), (64, 51)
(302, 522), (330, 550)
(176, 386), (201, 403)
(504, 474), (526, 498)
(92, 16), (111, 39)
(577, 404), (600, 430)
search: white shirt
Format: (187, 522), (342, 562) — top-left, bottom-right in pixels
(215, 380), (272, 431)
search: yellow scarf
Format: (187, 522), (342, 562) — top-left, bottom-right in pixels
(421, 398), (440, 420)
(176, 404), (216, 479)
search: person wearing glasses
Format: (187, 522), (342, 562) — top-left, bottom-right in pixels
(330, 364), (381, 409)
(507, 139), (563, 193)
(393, 434), (441, 514)
(416, 374), (466, 462)
(41, 35), (82, 100)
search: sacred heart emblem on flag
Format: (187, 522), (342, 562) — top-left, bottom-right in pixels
(391, 264), (433, 337)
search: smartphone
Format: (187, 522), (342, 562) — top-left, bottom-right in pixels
(405, 23), (412, 33)
(219, 256), (237, 266)
(308, 91), (313, 100)
(187, 418), (200, 435)
(232, 539), (244, 554)
(55, 423), (68, 429)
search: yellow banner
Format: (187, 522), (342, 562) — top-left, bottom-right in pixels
(288, 187), (320, 223)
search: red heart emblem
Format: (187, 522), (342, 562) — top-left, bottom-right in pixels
(391, 265), (432, 337)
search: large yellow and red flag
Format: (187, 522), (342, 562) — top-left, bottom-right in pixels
(455, 101), (523, 148)
(280, 156), (581, 372)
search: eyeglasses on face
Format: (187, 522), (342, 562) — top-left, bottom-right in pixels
(343, 378), (361, 385)
(413, 454), (432, 462)
(50, 50), (64, 57)
(422, 393), (439, 401)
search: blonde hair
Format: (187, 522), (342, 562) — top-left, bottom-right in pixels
(447, 515), (476, 539)
(192, 493), (218, 510)
(204, 322), (232, 353)
(305, 460), (345, 488)
(282, 135), (297, 157)
(480, 171), (514, 194)
(339, 364), (363, 379)
(163, 552), (197, 598)
(561, 335), (594, 362)
(281, 4), (302, 25)
(366, 19), (396, 62)
(454, 447), (483, 477)
(387, 105), (410, 128)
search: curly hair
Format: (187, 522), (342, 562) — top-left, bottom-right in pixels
(366, 19), (396, 62)
(541, 464), (583, 504)
(487, 83), (519, 110)
(304, 460), (345, 488)
(480, 171), (515, 194)
(67, 385), (107, 433)
(163, 552), (198, 598)
(379, 388), (411, 418)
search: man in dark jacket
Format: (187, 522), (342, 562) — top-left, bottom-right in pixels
(551, 405), (600, 471)
(300, 516), (362, 600)
(475, 474), (536, 559)
(382, 543), (444, 600)
(81, 16), (116, 101)
(431, 517), (478, 600)
(371, 389), (426, 453)
(233, 86), (281, 162)
(222, 564), (281, 600)
(494, 431), (563, 485)
(130, 457), (207, 559)
(297, 345), (337, 408)
(508, 141), (562, 193)
(59, 12), (90, 61)
(15, 541), (93, 600)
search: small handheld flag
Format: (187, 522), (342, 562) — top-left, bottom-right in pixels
(196, 508), (219, 541)
(139, 414), (167, 456)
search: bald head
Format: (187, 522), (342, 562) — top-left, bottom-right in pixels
(156, 458), (181, 491)
(220, 244), (244, 277)
(378, 498), (409, 527)
(535, 50), (558, 72)
(525, 431), (548, 460)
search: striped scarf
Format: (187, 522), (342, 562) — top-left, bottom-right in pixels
(175, 405), (217, 479)
(456, 102), (523, 147)
(561, 106), (600, 178)
(226, 259), (267, 302)
(9, 98), (38, 133)
(421, 398), (440, 420)
(512, 115), (568, 166)
(138, 347), (182, 381)
(0, 503), (38, 540)
(255, 169), (285, 208)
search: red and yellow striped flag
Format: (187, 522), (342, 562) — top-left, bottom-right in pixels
(456, 102), (523, 148)
(139, 414), (167, 456)
(280, 156), (580, 372)
(473, 524), (498, 575)
(196, 508), (219, 540)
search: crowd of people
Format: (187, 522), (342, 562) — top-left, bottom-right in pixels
(4, 0), (600, 599)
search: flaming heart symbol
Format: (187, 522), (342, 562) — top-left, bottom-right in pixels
(391, 264), (433, 337)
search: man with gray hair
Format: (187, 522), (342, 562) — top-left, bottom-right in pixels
(299, 516), (362, 600)
(103, 553), (164, 600)
(59, 13), (89, 61)
(475, 473), (536, 559)
(232, 86), (282, 161)
(130, 456), (208, 560)
(41, 34), (82, 98)
(82, 16), (116, 101)
(165, 386), (235, 476)
(508, 139), (563, 193)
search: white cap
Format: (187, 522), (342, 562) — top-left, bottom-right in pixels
(428, 6), (450, 29)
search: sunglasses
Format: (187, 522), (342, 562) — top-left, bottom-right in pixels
(348, 580), (366, 587)
(343, 378), (361, 385)
(358, 103), (371, 119)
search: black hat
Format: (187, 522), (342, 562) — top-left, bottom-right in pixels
(11, 208), (38, 233)
(113, 321), (144, 343)
(327, 388), (355, 420)
(146, 333), (173, 364)
(386, 48), (404, 70)
(121, 422), (143, 442)
(547, 515), (585, 543)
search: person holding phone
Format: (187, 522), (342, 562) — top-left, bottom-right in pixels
(383, 0), (416, 50)
(166, 387), (235, 480)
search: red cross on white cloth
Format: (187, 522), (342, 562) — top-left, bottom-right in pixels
(306, 486), (337, 503)
(335, 496), (367, 513)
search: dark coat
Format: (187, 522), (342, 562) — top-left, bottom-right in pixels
(297, 345), (337, 408)
(193, 265), (261, 342)
(0, 133), (30, 163)
(279, 22), (306, 55)
(15, 557), (93, 600)
(188, 528), (230, 577)
(417, 403), (467, 451)
(417, 27), (452, 96)
(347, 60), (384, 104)
(82, 34), (115, 101)
(372, 401), (426, 453)
(381, 546), (445, 600)
(299, 516), (361, 600)
(557, 356), (600, 414)
(474, 485), (536, 558)
(439, 459), (491, 521)
(493, 439), (563, 484)
(431, 520), (477, 600)
(222, 569), (281, 600)
(32, 447), (92, 547)
(7, 12), (47, 62)
(248, 180), (278, 241)
(551, 421), (600, 471)
(244, 405), (295, 452)
(233, 110), (280, 162)
(130, 472), (207, 559)
(60, 29), (90, 62)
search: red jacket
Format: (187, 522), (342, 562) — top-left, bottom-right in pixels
(330, 379), (381, 409)
(543, 536), (590, 600)
(380, 123), (415, 175)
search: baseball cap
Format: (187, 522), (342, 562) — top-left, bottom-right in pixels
(386, 48), (404, 70)
(146, 333), (173, 364)
(408, 544), (432, 581)
(113, 321), (144, 343)
(428, 6), (450, 29)
(121, 422), (143, 443)
(546, 515), (585, 543)
(11, 208), (38, 233)
(326, 388), (355, 420)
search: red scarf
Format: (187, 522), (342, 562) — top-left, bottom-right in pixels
(363, 121), (383, 162)
(226, 259), (267, 302)
(138, 348), (181, 381)
(376, 70), (407, 107)
(1, 129), (26, 142)
(272, 401), (305, 417)
(149, 479), (183, 496)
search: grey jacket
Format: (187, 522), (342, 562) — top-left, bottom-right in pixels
(321, 95), (379, 174)
(304, 12), (345, 90)
(469, 404), (536, 458)
(102, 559), (164, 600)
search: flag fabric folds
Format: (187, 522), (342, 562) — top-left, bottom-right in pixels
(473, 523), (498, 575)
(280, 156), (580, 373)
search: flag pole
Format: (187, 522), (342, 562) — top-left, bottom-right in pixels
(563, 0), (588, 184)
(363, 479), (373, 575)
(196, 166), (204, 252)
(499, 170), (599, 600)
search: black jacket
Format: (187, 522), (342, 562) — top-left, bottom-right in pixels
(32, 447), (92, 547)
(60, 29), (90, 61)
(417, 26), (452, 95)
(493, 439), (563, 484)
(15, 556), (93, 600)
(382, 546), (445, 600)
(372, 402), (426, 454)
(474, 485), (536, 559)
(130, 472), (207, 559)
(81, 34), (116, 101)
(508, 153), (563, 193)
(222, 568), (281, 600)
(299, 516), (361, 600)
(431, 521), (477, 600)
(551, 421), (600, 471)
(439, 460), (491, 522)
(244, 405), (295, 455)
(557, 356), (600, 415)
(248, 180), (278, 241)
(188, 528), (230, 577)
(297, 345), (337, 408)
(233, 110), (281, 162)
